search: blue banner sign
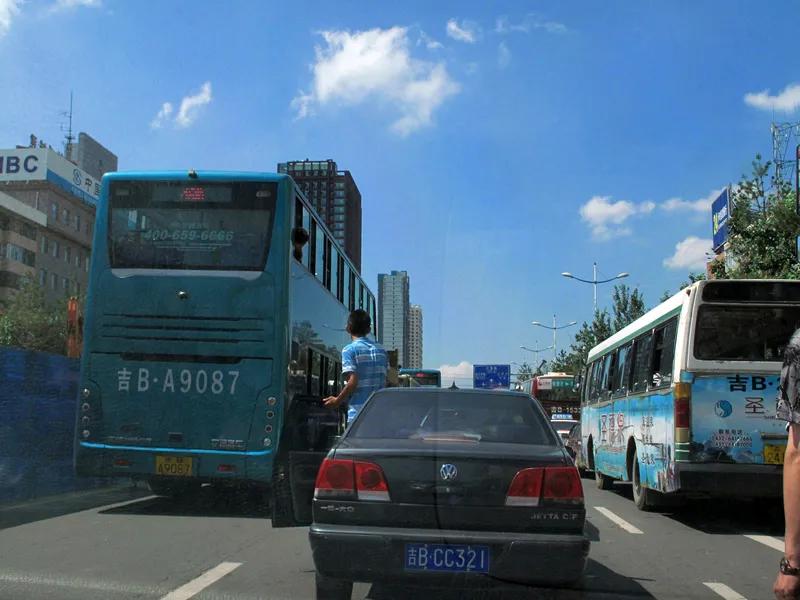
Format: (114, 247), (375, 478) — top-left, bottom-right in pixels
(712, 188), (730, 252)
(473, 364), (511, 389)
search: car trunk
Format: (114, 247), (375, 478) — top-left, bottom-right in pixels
(321, 438), (584, 534)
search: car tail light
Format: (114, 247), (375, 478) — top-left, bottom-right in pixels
(354, 461), (390, 502)
(506, 466), (583, 506)
(542, 467), (583, 504)
(314, 458), (391, 501)
(314, 459), (355, 499)
(505, 468), (544, 506)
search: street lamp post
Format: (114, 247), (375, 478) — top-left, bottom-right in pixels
(520, 344), (554, 366)
(561, 262), (630, 313)
(531, 315), (577, 359)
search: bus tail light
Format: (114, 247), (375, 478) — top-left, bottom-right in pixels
(217, 464), (236, 472)
(113, 458), (131, 467)
(674, 382), (692, 442)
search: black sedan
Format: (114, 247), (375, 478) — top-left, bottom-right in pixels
(309, 388), (590, 598)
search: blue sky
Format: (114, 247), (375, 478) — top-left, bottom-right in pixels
(3, 0), (800, 382)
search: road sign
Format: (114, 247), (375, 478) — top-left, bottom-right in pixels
(473, 364), (511, 390)
(711, 188), (730, 253)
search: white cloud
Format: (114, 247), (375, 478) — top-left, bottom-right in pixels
(446, 18), (479, 43)
(54, 0), (101, 7)
(150, 102), (173, 130)
(438, 361), (474, 387)
(744, 83), (800, 113)
(149, 82), (212, 130)
(579, 196), (655, 240)
(661, 188), (724, 214)
(663, 236), (712, 270)
(497, 41), (511, 69)
(0, 0), (22, 36)
(418, 31), (443, 50)
(175, 81), (213, 128)
(495, 13), (567, 35)
(292, 27), (460, 136)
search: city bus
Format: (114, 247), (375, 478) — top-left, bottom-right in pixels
(74, 170), (377, 526)
(580, 279), (800, 510)
(399, 368), (441, 387)
(520, 372), (580, 419)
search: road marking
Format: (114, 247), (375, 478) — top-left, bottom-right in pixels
(703, 582), (747, 600)
(594, 506), (643, 534)
(744, 534), (784, 552)
(161, 562), (242, 600)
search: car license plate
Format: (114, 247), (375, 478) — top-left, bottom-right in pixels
(155, 456), (193, 477)
(764, 444), (786, 465)
(404, 543), (489, 573)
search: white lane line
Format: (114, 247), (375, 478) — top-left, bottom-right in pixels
(594, 506), (643, 534)
(703, 582), (748, 600)
(744, 534), (784, 552)
(161, 562), (242, 600)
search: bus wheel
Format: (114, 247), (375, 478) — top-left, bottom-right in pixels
(632, 458), (659, 511)
(271, 459), (297, 528)
(595, 465), (614, 490)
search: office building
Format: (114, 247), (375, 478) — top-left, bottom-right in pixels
(408, 304), (423, 370)
(277, 159), (362, 272)
(0, 136), (107, 305)
(377, 270), (409, 367)
(71, 132), (118, 180)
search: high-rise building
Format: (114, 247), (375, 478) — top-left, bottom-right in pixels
(0, 136), (108, 305)
(408, 304), (423, 369)
(377, 270), (409, 367)
(277, 159), (362, 272)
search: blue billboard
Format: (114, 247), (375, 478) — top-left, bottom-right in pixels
(473, 364), (511, 389)
(712, 188), (730, 252)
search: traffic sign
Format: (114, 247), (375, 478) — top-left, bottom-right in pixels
(473, 364), (511, 389)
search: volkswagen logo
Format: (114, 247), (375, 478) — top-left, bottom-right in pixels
(439, 463), (458, 481)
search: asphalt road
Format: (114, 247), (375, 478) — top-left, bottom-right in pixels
(0, 477), (786, 600)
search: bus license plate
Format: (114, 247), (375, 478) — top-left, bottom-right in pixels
(764, 445), (786, 465)
(155, 456), (193, 477)
(404, 543), (489, 573)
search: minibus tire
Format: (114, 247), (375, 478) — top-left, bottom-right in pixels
(632, 458), (659, 511)
(595, 469), (614, 490)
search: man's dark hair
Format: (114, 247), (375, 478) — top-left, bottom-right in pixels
(347, 309), (371, 337)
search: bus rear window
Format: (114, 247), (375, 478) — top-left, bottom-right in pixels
(108, 180), (277, 270)
(694, 305), (800, 361)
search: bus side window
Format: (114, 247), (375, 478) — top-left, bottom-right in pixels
(614, 343), (632, 397)
(590, 359), (603, 403)
(581, 363), (592, 405)
(297, 200), (310, 266)
(329, 245), (338, 296)
(598, 354), (613, 401)
(349, 271), (356, 311)
(632, 332), (653, 392)
(607, 351), (619, 396)
(310, 350), (322, 397)
(315, 224), (325, 284)
(323, 237), (332, 290)
(308, 219), (317, 274)
(651, 318), (678, 387)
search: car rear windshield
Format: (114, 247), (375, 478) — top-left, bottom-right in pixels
(108, 180), (277, 270)
(349, 392), (557, 445)
(694, 305), (800, 361)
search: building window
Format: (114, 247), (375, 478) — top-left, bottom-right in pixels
(75, 214), (81, 231)
(39, 268), (47, 286)
(65, 246), (71, 263)
(63, 208), (69, 223)
(50, 273), (57, 290)
(62, 276), (69, 291)
(85, 253), (90, 272)
(40, 235), (48, 254)
(74, 253), (80, 268)
(51, 202), (58, 221)
(52, 240), (59, 258)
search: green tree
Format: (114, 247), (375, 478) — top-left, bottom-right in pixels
(0, 276), (68, 354)
(611, 284), (646, 333)
(549, 349), (574, 373)
(560, 309), (613, 373)
(515, 361), (534, 382)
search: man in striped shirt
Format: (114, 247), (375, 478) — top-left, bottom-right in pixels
(323, 309), (388, 423)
